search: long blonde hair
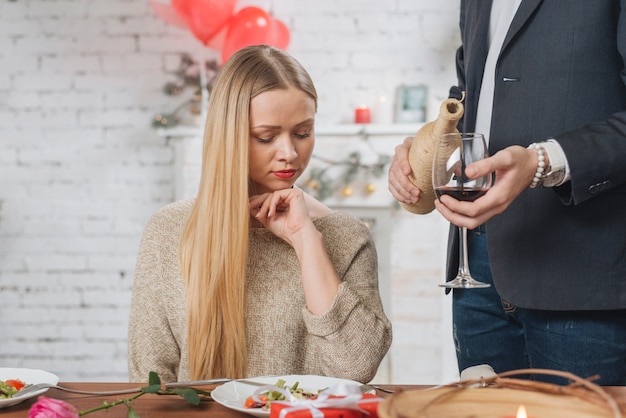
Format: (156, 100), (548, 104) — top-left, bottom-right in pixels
(178, 45), (318, 380)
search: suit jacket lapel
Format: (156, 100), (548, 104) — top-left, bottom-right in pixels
(463, 0), (493, 131)
(501, 0), (543, 52)
(470, 1), (492, 79)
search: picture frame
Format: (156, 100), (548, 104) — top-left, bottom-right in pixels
(395, 85), (427, 123)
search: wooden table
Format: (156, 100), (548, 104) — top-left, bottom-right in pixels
(3, 382), (626, 417)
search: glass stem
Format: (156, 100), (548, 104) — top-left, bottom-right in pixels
(458, 226), (471, 278)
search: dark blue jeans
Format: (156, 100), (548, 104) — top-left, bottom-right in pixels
(452, 225), (626, 385)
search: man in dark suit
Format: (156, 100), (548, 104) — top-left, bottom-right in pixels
(389, 0), (626, 384)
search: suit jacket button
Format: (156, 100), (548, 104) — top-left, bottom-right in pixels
(589, 184), (599, 194)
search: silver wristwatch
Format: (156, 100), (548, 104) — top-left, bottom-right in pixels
(538, 141), (566, 187)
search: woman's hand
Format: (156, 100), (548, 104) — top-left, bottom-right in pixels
(434, 145), (538, 229)
(250, 187), (340, 314)
(249, 187), (315, 247)
(388, 136), (422, 204)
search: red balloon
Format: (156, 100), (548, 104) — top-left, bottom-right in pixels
(221, 7), (291, 63)
(221, 7), (272, 63)
(172, 0), (237, 45)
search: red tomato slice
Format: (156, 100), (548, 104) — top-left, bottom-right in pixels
(5, 379), (26, 390)
(244, 396), (260, 408)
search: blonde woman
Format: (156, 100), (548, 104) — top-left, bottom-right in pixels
(128, 45), (392, 384)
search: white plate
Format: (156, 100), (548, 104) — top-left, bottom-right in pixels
(211, 375), (364, 418)
(0, 367), (60, 408)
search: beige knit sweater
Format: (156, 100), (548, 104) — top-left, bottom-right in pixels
(128, 199), (392, 384)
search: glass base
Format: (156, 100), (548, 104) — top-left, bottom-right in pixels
(439, 276), (491, 289)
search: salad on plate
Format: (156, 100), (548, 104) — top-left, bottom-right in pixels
(244, 379), (321, 410)
(0, 379), (27, 399)
(0, 368), (59, 408)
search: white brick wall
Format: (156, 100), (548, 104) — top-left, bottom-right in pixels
(0, 0), (461, 383)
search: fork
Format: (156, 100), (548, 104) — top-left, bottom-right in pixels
(359, 384), (394, 394)
(13, 378), (236, 399)
(12, 383), (145, 398)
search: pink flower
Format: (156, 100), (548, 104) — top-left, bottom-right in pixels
(28, 396), (79, 418)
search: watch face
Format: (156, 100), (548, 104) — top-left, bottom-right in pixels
(542, 169), (565, 187)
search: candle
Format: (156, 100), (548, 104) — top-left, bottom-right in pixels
(354, 105), (371, 124)
(500, 404), (529, 418)
(374, 95), (393, 124)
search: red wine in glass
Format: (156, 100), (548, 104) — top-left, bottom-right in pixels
(434, 186), (489, 202)
(432, 132), (493, 289)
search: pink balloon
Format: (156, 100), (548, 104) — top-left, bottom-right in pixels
(149, 0), (184, 26)
(172, 0), (237, 45)
(221, 7), (291, 63)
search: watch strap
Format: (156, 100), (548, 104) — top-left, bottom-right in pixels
(541, 140), (566, 187)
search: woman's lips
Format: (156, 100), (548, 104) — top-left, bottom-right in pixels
(274, 170), (296, 179)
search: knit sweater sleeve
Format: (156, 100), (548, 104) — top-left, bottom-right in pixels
(300, 211), (393, 383)
(127, 200), (192, 383)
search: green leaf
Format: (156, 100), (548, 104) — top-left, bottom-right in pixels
(123, 399), (141, 418)
(141, 384), (161, 394)
(148, 372), (161, 386)
(172, 388), (201, 405)
(140, 372), (162, 394)
(127, 408), (141, 418)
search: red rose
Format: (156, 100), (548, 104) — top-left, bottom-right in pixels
(28, 396), (79, 418)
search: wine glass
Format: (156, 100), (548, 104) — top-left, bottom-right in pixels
(432, 132), (493, 289)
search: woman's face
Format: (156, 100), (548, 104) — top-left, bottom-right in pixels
(248, 87), (316, 195)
